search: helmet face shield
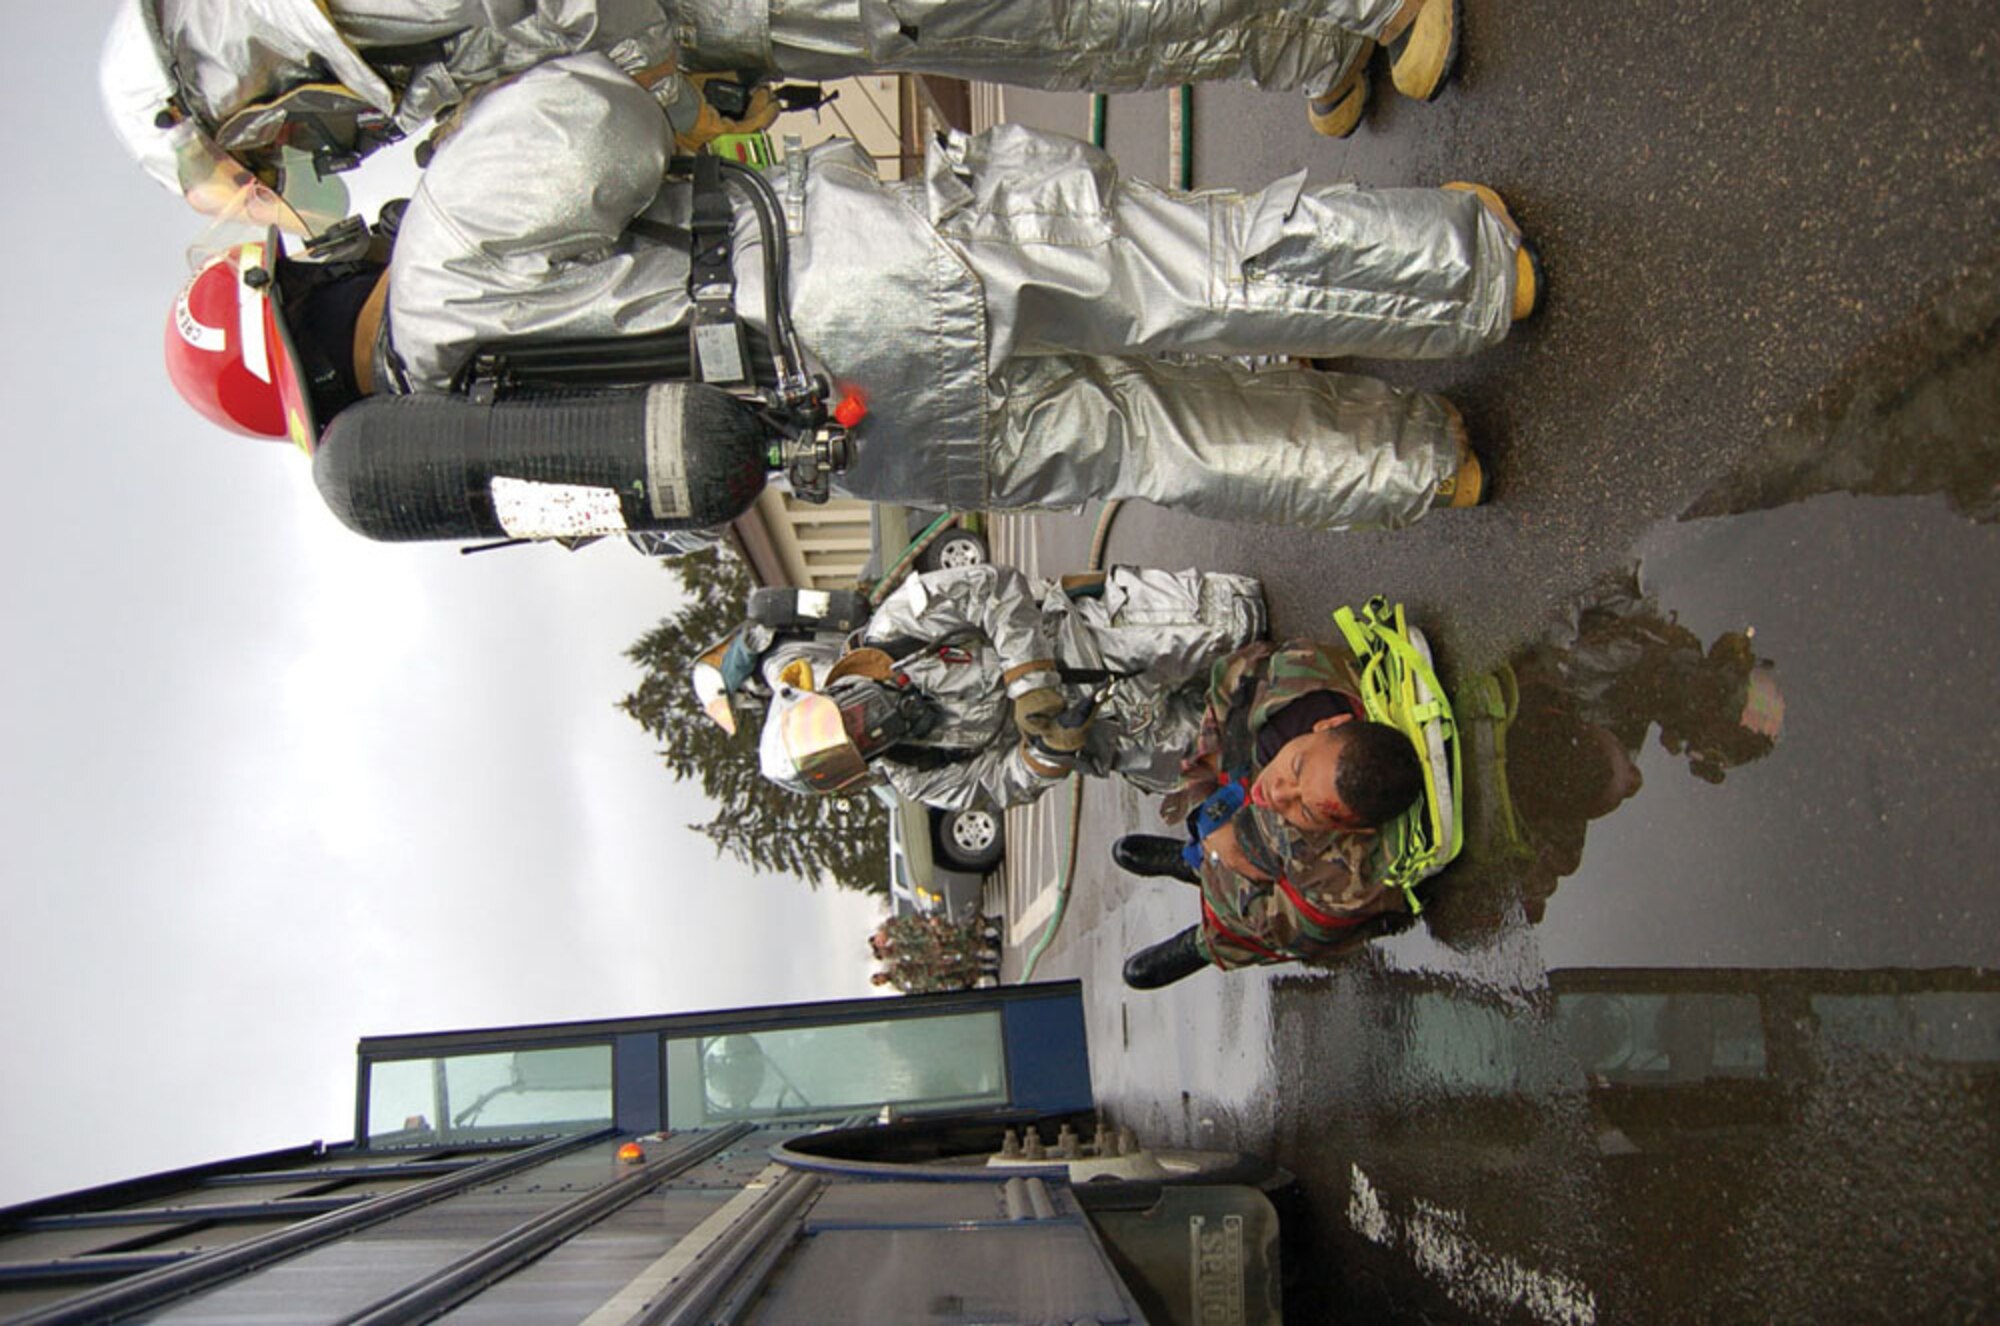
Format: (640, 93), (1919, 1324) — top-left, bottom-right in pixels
(760, 687), (875, 795)
(171, 120), (317, 232)
(99, 1), (352, 238)
(162, 117), (351, 239)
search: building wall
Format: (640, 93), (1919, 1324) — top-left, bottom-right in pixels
(779, 75), (910, 178)
(752, 489), (875, 588)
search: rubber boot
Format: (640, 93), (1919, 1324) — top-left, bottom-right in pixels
(1431, 399), (1488, 508)
(1385, 0), (1461, 102)
(1442, 181), (1541, 321)
(1122, 926), (1211, 990)
(1113, 834), (1200, 883)
(1306, 43), (1373, 138)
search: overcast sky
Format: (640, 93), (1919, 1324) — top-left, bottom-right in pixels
(0, 5), (884, 1208)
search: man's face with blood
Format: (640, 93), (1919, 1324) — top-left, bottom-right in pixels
(1248, 714), (1372, 835)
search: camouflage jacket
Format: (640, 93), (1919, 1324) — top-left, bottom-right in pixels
(887, 954), (976, 993)
(1161, 640), (1406, 969)
(878, 914), (985, 964)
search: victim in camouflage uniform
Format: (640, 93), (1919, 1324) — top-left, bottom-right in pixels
(1160, 640), (1408, 970)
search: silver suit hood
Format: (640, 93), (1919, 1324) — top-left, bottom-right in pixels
(104, 0), (679, 186)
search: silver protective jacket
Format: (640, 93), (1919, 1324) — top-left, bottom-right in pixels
(852, 564), (1265, 811)
(385, 57), (1521, 532)
(141, 0), (681, 139)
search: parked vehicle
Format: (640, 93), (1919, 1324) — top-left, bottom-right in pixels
(866, 504), (989, 590)
(879, 784), (999, 923)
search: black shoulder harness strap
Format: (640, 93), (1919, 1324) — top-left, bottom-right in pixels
(687, 152), (750, 385)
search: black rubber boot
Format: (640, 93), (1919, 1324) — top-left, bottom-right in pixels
(1113, 834), (1200, 884)
(1122, 926), (1211, 990)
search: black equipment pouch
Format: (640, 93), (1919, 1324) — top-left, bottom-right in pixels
(457, 325), (777, 401)
(746, 586), (873, 637)
(688, 153), (749, 385)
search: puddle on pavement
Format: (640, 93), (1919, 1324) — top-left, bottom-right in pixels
(1270, 487), (2000, 1323)
(1103, 250), (2000, 1324)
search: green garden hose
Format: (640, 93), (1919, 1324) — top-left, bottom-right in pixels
(1020, 500), (1123, 980)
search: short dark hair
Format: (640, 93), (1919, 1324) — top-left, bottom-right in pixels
(1335, 721), (1424, 826)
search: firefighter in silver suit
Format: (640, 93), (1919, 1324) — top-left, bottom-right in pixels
(376, 56), (1530, 528)
(127, 0), (1540, 528)
(101, 0), (1464, 213)
(741, 563), (1267, 813)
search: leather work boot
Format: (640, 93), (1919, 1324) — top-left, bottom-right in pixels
(1112, 834), (1200, 884)
(1123, 926), (1211, 990)
(1442, 181), (1542, 321)
(1306, 43), (1372, 138)
(1384, 0), (1461, 102)
(1432, 399), (1488, 508)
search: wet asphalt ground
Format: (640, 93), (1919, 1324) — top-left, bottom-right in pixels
(993, 3), (2000, 1321)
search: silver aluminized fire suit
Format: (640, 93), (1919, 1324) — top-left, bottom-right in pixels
(766, 564), (1265, 811)
(125, 0), (1396, 153)
(382, 54), (1520, 530)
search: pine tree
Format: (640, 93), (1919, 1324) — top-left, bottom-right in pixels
(620, 546), (888, 892)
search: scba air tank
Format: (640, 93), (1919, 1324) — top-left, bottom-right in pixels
(312, 383), (771, 543)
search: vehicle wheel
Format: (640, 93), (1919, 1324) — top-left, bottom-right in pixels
(933, 804), (1005, 872)
(918, 528), (989, 573)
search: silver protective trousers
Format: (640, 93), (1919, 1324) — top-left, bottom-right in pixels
(701, 0), (1404, 94)
(987, 356), (1458, 531)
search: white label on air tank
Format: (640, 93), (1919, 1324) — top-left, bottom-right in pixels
(645, 386), (691, 520)
(490, 477), (628, 539)
(795, 590), (832, 618)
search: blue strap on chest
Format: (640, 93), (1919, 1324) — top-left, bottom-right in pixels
(1182, 775), (1250, 870)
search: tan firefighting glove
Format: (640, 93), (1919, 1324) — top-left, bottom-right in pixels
(1013, 686), (1090, 754)
(636, 65), (780, 154)
(679, 73), (780, 152)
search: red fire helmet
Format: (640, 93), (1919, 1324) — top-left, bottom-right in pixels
(163, 229), (319, 452)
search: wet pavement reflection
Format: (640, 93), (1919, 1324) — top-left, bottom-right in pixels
(1270, 490), (2000, 1324)
(1038, 211), (2000, 1322)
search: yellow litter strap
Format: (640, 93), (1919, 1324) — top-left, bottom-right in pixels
(1332, 600), (1465, 914)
